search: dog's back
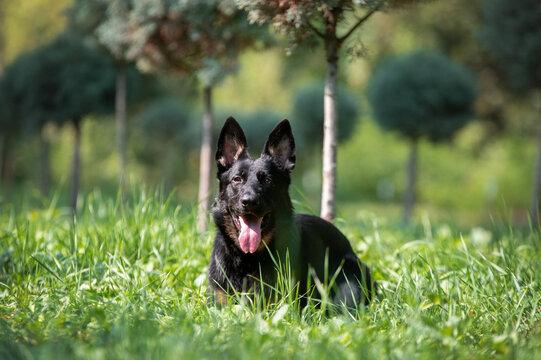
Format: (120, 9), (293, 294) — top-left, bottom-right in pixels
(295, 214), (373, 306)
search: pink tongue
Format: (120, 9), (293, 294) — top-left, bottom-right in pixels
(238, 215), (262, 253)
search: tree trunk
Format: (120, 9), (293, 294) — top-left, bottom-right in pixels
(197, 86), (213, 233)
(320, 39), (339, 221)
(530, 94), (541, 223)
(116, 65), (127, 190)
(0, 134), (4, 184)
(404, 138), (418, 223)
(531, 129), (541, 222)
(2, 146), (14, 198)
(39, 126), (51, 196)
(71, 119), (82, 213)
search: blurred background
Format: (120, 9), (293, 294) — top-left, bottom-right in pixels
(0, 0), (539, 227)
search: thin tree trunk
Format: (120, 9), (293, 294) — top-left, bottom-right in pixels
(404, 138), (418, 223)
(312, 6), (378, 221)
(71, 119), (82, 213)
(0, 134), (4, 184)
(320, 39), (339, 221)
(116, 65), (127, 190)
(529, 94), (541, 223)
(531, 127), (541, 221)
(197, 86), (213, 233)
(2, 146), (14, 198)
(39, 125), (51, 196)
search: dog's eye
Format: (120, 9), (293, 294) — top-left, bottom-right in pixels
(265, 177), (272, 184)
(232, 176), (242, 183)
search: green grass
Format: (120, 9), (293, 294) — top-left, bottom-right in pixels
(1, 188), (540, 359)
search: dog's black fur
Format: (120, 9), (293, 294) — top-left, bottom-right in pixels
(208, 117), (373, 307)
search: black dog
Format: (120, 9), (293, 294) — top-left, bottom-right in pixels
(208, 117), (373, 307)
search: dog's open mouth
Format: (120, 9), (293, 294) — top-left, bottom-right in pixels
(232, 213), (269, 253)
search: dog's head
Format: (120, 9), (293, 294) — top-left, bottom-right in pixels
(214, 117), (296, 254)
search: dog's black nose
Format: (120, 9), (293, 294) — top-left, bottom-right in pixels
(241, 194), (260, 210)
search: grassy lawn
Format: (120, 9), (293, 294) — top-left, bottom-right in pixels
(1, 188), (540, 359)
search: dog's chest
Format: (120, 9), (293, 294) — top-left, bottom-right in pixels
(226, 252), (275, 290)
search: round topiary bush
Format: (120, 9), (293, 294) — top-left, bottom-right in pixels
(368, 51), (476, 142)
(367, 50), (477, 222)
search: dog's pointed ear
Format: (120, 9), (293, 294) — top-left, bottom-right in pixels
(216, 117), (249, 173)
(263, 119), (296, 172)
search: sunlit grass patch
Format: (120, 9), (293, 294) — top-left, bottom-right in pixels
(0, 188), (540, 359)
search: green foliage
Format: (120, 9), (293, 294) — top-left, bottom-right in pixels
(67, 1), (156, 106)
(0, 78), (10, 136)
(367, 51), (477, 142)
(211, 108), (286, 155)
(82, 0), (271, 85)
(480, 0), (541, 93)
(135, 98), (196, 148)
(68, 0), (128, 60)
(0, 190), (540, 358)
(235, 109), (285, 153)
(337, 121), (535, 214)
(43, 34), (116, 123)
(337, 121), (405, 203)
(292, 81), (360, 150)
(197, 58), (238, 89)
(132, 99), (198, 190)
(238, 0), (427, 51)
(0, 67), (20, 137)
(13, 32), (116, 130)
(0, 51), (41, 137)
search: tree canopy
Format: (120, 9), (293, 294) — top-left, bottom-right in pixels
(480, 0), (541, 220)
(0, 54), (31, 137)
(238, 0), (431, 221)
(239, 0), (420, 49)
(109, 0), (268, 82)
(0, 76), (12, 135)
(480, 0), (541, 93)
(68, 0), (270, 84)
(236, 109), (284, 153)
(18, 33), (116, 128)
(136, 98), (195, 147)
(368, 50), (477, 222)
(293, 82), (360, 149)
(368, 51), (477, 142)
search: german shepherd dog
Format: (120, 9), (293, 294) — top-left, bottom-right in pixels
(208, 117), (373, 308)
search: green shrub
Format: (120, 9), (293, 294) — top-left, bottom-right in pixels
(367, 51), (476, 142)
(292, 81), (360, 151)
